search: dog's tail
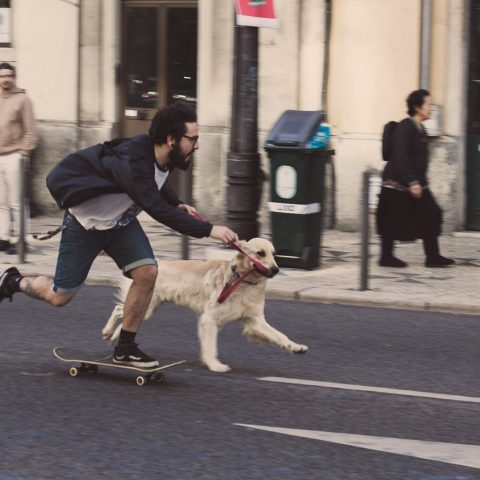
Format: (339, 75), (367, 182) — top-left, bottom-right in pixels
(116, 276), (133, 304)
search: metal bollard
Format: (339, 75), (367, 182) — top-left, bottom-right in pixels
(179, 168), (193, 260)
(18, 155), (26, 264)
(359, 170), (370, 291)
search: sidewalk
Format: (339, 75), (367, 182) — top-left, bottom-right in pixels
(1, 213), (479, 316)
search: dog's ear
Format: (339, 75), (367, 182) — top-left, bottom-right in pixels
(234, 240), (251, 258)
(236, 240), (248, 249)
(233, 240), (253, 269)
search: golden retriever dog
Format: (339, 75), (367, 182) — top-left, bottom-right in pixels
(101, 238), (308, 372)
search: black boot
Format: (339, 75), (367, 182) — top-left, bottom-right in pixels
(423, 237), (455, 267)
(379, 237), (408, 268)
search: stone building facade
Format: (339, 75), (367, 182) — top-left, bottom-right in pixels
(0, 0), (476, 232)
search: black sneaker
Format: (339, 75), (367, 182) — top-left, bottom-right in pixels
(0, 267), (21, 302)
(113, 343), (159, 368)
(379, 256), (408, 268)
(425, 255), (455, 268)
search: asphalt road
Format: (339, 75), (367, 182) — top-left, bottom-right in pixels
(1, 286), (480, 480)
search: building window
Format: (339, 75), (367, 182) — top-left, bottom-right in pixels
(0, 1), (12, 46)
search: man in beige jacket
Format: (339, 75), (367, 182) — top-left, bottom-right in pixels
(0, 62), (38, 253)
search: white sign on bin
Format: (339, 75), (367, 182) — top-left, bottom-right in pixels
(268, 202), (320, 214)
(275, 165), (297, 199)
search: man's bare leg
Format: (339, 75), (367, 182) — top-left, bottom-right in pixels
(121, 264), (157, 333)
(20, 276), (75, 306)
(15, 264), (157, 329)
(112, 264), (158, 367)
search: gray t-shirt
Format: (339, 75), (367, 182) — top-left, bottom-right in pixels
(69, 166), (169, 230)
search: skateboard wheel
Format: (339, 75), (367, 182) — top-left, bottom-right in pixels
(86, 364), (98, 374)
(79, 363), (97, 374)
(151, 372), (165, 383)
(69, 367), (79, 377)
(136, 376), (146, 386)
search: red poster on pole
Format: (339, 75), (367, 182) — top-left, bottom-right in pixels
(234, 0), (279, 28)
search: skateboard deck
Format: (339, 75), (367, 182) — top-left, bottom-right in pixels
(53, 347), (186, 386)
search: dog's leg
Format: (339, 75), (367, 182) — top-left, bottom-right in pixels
(198, 314), (231, 373)
(243, 316), (308, 354)
(102, 303), (124, 341)
(110, 323), (123, 342)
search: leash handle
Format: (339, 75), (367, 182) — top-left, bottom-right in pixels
(186, 213), (269, 276)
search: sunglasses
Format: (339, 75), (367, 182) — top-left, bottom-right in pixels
(182, 134), (199, 146)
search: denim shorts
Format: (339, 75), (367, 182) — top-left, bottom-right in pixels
(53, 213), (156, 293)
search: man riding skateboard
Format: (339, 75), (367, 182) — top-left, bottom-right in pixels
(0, 101), (238, 368)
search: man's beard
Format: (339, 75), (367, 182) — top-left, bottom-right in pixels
(168, 143), (194, 171)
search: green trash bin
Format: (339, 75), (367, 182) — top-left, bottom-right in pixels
(264, 110), (334, 270)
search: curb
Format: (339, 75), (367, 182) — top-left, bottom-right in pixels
(266, 288), (480, 316)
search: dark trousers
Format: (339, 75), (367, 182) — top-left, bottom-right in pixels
(381, 236), (440, 259)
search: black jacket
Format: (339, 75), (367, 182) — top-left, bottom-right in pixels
(382, 117), (429, 187)
(46, 134), (213, 238)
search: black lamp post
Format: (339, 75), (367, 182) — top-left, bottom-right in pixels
(226, 24), (261, 240)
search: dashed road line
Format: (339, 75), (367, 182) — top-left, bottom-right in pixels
(258, 376), (480, 403)
(235, 424), (480, 470)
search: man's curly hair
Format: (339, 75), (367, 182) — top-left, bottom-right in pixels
(149, 101), (197, 145)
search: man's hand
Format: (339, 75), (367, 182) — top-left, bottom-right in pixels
(210, 225), (238, 245)
(409, 184), (423, 199)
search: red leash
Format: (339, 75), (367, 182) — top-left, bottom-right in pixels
(216, 267), (256, 304)
(191, 211), (206, 222)
(227, 242), (270, 276)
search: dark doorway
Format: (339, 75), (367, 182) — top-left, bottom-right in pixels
(121, 2), (198, 192)
(466, 0), (480, 230)
(121, 2), (197, 135)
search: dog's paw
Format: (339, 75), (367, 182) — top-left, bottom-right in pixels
(290, 343), (308, 354)
(206, 362), (232, 373)
(101, 329), (113, 341)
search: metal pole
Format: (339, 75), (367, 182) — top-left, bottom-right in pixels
(180, 168), (193, 260)
(359, 170), (370, 291)
(420, 0), (432, 89)
(18, 155), (26, 264)
(226, 25), (261, 240)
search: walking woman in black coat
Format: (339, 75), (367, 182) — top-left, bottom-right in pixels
(376, 89), (455, 268)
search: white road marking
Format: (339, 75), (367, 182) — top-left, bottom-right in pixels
(235, 424), (480, 470)
(258, 377), (480, 404)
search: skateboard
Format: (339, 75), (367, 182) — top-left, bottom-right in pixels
(53, 347), (186, 386)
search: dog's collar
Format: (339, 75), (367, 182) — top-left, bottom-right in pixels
(228, 271), (257, 286)
(217, 269), (257, 304)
